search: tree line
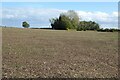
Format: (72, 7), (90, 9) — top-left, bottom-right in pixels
(49, 10), (100, 31)
(97, 28), (120, 32)
(49, 10), (119, 32)
(77, 21), (99, 31)
(22, 10), (119, 32)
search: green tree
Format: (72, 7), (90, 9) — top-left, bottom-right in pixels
(49, 10), (80, 30)
(22, 21), (30, 28)
(59, 14), (72, 30)
(65, 10), (79, 29)
(77, 21), (100, 31)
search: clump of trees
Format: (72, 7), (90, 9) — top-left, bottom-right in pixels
(49, 10), (79, 30)
(50, 10), (100, 31)
(77, 21), (100, 31)
(50, 10), (119, 32)
(22, 21), (30, 28)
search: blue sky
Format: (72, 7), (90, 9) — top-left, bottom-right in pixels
(1, 2), (118, 28)
(2, 2), (117, 13)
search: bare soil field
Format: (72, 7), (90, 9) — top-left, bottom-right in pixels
(0, 27), (2, 79)
(2, 28), (118, 78)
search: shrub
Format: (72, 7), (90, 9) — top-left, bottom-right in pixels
(22, 21), (30, 28)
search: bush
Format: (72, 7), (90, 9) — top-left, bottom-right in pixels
(77, 21), (100, 31)
(22, 21), (30, 28)
(97, 28), (119, 32)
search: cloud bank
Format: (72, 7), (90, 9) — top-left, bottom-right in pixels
(2, 8), (118, 28)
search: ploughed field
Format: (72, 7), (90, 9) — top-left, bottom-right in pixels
(2, 28), (118, 78)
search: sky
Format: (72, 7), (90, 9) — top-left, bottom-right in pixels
(1, 2), (118, 28)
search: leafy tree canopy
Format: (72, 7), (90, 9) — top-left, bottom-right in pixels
(22, 21), (30, 28)
(50, 10), (79, 30)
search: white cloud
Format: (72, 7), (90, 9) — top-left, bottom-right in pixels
(3, 8), (66, 19)
(2, 8), (118, 28)
(77, 11), (118, 28)
(0, 7), (2, 25)
(113, 12), (118, 15)
(2, 8), (67, 27)
(77, 11), (118, 22)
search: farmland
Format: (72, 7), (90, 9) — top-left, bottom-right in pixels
(0, 27), (2, 79)
(2, 28), (118, 78)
